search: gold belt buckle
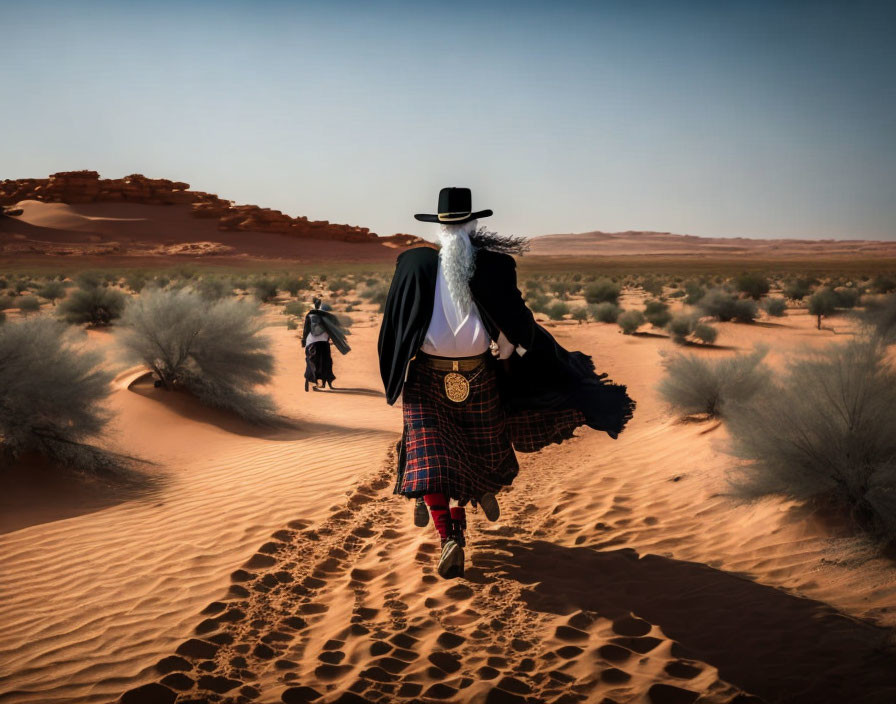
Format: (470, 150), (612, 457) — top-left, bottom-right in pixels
(444, 362), (470, 403)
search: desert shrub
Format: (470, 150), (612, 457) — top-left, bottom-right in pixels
(584, 278), (620, 305)
(283, 300), (306, 317)
(197, 277), (234, 300)
(551, 281), (573, 300)
(152, 275), (170, 289)
(253, 277), (279, 302)
(527, 293), (551, 314)
(783, 277), (814, 301)
(735, 273), (770, 300)
(644, 300), (672, 328)
(694, 322), (718, 344)
(119, 289), (277, 424)
(684, 281), (706, 305)
(667, 313), (698, 344)
(38, 280), (67, 305)
(861, 294), (896, 343)
(0, 295), (13, 311)
(640, 277), (664, 297)
(232, 277), (249, 291)
(57, 286), (127, 326)
(807, 288), (839, 329)
(360, 283), (388, 311)
(870, 275), (896, 294)
(125, 272), (148, 293)
(668, 289), (686, 299)
(286, 318), (298, 330)
(833, 287), (861, 310)
(570, 306), (588, 323)
(589, 302), (620, 323)
(0, 317), (120, 472)
(761, 297), (787, 317)
(658, 348), (769, 418)
(547, 301), (570, 321)
(279, 276), (307, 296)
(698, 289), (758, 322)
(18, 295), (41, 314)
(328, 278), (350, 294)
(726, 339), (896, 543)
(336, 312), (354, 329)
(75, 271), (104, 290)
(618, 310), (645, 334)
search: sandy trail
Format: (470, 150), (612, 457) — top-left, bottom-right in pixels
(116, 304), (895, 704)
(2, 299), (895, 704)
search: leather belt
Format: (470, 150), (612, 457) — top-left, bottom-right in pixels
(416, 351), (488, 373)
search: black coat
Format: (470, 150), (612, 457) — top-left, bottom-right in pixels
(377, 246), (634, 438)
(302, 309), (351, 355)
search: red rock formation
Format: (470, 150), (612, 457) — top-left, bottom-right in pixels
(0, 171), (425, 246)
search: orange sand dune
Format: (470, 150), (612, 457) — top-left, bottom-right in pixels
(1, 297), (895, 704)
(529, 229), (896, 259)
(0, 201), (410, 262)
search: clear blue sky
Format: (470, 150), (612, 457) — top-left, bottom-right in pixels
(2, 0), (894, 240)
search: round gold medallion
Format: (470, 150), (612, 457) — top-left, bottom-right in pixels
(444, 372), (470, 403)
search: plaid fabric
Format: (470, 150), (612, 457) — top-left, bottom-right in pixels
(395, 359), (587, 501)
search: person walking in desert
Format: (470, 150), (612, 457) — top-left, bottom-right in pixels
(378, 187), (635, 579)
(302, 297), (350, 391)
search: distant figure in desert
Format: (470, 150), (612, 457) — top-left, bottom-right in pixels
(379, 187), (635, 579)
(302, 297), (351, 391)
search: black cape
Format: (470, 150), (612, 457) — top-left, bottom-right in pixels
(377, 246), (634, 438)
(302, 309), (351, 355)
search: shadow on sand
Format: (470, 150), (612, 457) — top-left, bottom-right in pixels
(311, 386), (385, 398)
(475, 539), (896, 704)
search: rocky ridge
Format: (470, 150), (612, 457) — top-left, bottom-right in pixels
(0, 171), (421, 246)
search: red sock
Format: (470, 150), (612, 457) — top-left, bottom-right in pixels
(424, 493), (450, 541)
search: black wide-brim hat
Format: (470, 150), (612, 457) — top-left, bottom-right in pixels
(414, 187), (492, 224)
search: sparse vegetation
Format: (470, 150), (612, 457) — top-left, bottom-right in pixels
(761, 297), (787, 317)
(584, 278), (621, 305)
(57, 286), (127, 326)
(727, 338), (896, 545)
(253, 278), (279, 303)
(618, 309), (645, 335)
(807, 288), (839, 329)
(547, 301), (570, 321)
(735, 273), (770, 300)
(644, 300), (672, 329)
(0, 317), (122, 473)
(38, 280), (67, 305)
(658, 348), (769, 417)
(18, 295), (41, 315)
(589, 302), (620, 323)
(119, 289), (277, 424)
(698, 289), (758, 322)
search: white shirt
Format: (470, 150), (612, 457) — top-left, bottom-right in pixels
(306, 330), (329, 344)
(420, 261), (490, 357)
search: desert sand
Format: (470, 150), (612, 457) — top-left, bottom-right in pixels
(1, 288), (895, 704)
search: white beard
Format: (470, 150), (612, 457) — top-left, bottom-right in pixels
(437, 220), (477, 318)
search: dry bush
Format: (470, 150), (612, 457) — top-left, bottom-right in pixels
(38, 280), (67, 305)
(18, 295), (41, 314)
(807, 288), (839, 329)
(570, 306), (588, 323)
(658, 348), (769, 417)
(698, 289), (758, 322)
(283, 300), (306, 317)
(58, 286), (127, 326)
(617, 309), (645, 334)
(727, 339), (896, 544)
(119, 288), (277, 424)
(644, 300), (671, 328)
(252, 277), (279, 302)
(861, 294), (896, 342)
(667, 312), (698, 344)
(279, 276), (308, 296)
(761, 296), (787, 317)
(735, 273), (770, 300)
(584, 278), (620, 305)
(693, 322), (718, 344)
(589, 302), (620, 323)
(197, 276), (234, 300)
(547, 301), (569, 320)
(0, 318), (124, 473)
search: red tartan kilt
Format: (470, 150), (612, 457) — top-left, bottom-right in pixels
(396, 359), (586, 501)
